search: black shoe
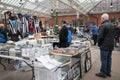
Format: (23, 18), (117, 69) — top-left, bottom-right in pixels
(95, 73), (106, 78)
(106, 74), (111, 77)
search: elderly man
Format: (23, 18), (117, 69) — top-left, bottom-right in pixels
(96, 13), (115, 78)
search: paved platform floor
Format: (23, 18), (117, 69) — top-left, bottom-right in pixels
(83, 46), (120, 80)
(0, 46), (120, 80)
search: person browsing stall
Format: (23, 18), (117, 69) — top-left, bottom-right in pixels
(90, 24), (99, 45)
(96, 13), (115, 78)
(59, 20), (72, 48)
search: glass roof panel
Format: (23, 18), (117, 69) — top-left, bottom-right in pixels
(77, 0), (100, 3)
(42, 9), (48, 13)
(29, 0), (36, 3)
(38, 0), (44, 2)
(24, 2), (37, 10)
(41, 9), (49, 14)
(91, 0), (120, 13)
(1, 0), (22, 7)
(29, 0), (44, 3)
(38, 0), (55, 9)
(35, 7), (44, 12)
(75, 0), (102, 13)
(2, 0), (117, 16)
(59, 3), (71, 10)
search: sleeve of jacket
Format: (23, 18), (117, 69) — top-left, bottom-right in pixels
(98, 25), (105, 46)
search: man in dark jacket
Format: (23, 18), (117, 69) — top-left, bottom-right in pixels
(59, 20), (72, 48)
(96, 13), (115, 78)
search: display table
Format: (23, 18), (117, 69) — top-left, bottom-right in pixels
(0, 36), (92, 80)
(50, 45), (92, 79)
(51, 49), (79, 68)
(34, 57), (80, 80)
(0, 54), (39, 80)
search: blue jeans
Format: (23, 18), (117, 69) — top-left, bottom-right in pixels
(100, 49), (112, 75)
(29, 32), (34, 35)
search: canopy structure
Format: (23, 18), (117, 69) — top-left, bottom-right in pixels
(0, 0), (119, 17)
(91, 0), (120, 14)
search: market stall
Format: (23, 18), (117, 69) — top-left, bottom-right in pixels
(0, 34), (92, 80)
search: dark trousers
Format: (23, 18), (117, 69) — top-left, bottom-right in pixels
(114, 38), (118, 47)
(93, 35), (98, 45)
(100, 49), (112, 75)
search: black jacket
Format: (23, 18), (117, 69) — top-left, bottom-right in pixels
(59, 26), (69, 47)
(98, 20), (115, 50)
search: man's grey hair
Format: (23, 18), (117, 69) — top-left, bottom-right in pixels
(101, 13), (109, 20)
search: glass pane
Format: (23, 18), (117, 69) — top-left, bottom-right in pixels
(29, 0), (36, 3)
(24, 2), (37, 10)
(1, 0), (22, 7)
